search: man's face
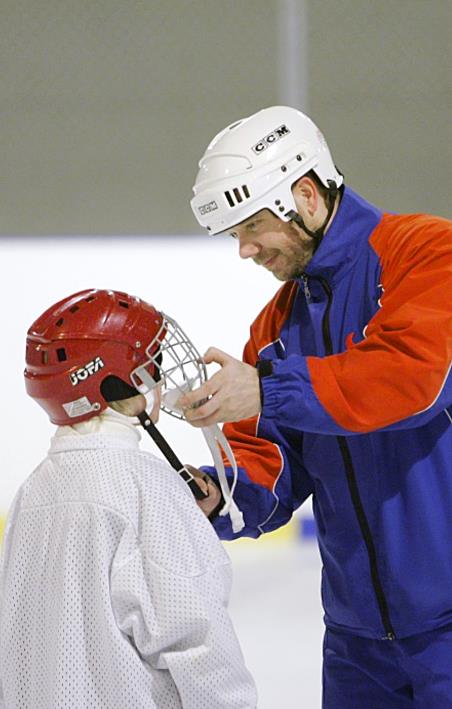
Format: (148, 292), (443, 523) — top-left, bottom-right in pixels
(229, 209), (315, 281)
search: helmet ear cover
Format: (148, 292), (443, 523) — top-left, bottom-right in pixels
(100, 351), (163, 403)
(100, 375), (140, 403)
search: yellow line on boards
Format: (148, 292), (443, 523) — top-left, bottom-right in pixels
(0, 514), (302, 546)
(225, 516), (297, 547)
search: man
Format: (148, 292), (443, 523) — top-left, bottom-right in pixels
(182, 106), (452, 706)
(0, 288), (257, 709)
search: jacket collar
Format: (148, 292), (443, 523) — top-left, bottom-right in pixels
(302, 186), (382, 285)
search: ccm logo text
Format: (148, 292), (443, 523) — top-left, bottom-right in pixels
(198, 200), (218, 215)
(252, 124), (290, 154)
(70, 357), (105, 386)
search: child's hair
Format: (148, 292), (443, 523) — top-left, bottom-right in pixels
(108, 394), (146, 417)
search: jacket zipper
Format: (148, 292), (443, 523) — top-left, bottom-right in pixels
(316, 275), (396, 641)
(301, 274), (311, 301)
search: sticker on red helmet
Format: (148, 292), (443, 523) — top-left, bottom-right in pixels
(62, 397), (101, 418)
(70, 357), (105, 386)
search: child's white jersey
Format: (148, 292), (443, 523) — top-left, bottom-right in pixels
(0, 417), (257, 708)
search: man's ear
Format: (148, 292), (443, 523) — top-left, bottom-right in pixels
(292, 176), (319, 217)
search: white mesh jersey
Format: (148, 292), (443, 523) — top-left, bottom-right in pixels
(0, 415), (257, 709)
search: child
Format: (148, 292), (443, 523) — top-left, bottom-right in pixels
(0, 288), (257, 709)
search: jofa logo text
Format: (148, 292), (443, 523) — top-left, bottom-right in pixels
(70, 356), (105, 386)
(252, 124), (290, 154)
(198, 200), (218, 216)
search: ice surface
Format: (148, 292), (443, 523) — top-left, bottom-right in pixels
(226, 538), (323, 708)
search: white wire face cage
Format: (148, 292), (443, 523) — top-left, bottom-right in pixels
(130, 312), (208, 420)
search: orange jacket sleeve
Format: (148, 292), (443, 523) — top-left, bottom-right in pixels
(306, 214), (452, 432)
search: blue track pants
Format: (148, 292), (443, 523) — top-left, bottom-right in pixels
(323, 622), (452, 707)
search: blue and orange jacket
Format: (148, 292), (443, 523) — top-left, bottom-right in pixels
(204, 186), (452, 640)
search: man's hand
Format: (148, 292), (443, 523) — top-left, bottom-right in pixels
(179, 347), (261, 427)
(186, 465), (223, 517)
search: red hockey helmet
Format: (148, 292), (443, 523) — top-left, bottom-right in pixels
(24, 289), (166, 425)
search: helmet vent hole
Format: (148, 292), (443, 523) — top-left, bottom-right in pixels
(69, 305), (79, 313)
(56, 348), (67, 362)
(224, 190), (235, 208)
(118, 301), (129, 309)
(233, 188), (243, 204)
(85, 296), (95, 303)
(224, 185), (251, 208)
(56, 318), (64, 327)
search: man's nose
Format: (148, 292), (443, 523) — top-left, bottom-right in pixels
(238, 237), (260, 260)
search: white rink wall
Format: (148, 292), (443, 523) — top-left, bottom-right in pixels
(1, 234), (323, 707)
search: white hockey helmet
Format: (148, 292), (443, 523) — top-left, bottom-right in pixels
(191, 105), (343, 235)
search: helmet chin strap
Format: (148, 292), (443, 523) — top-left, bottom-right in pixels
(138, 402), (245, 533)
(162, 384), (245, 533)
(285, 180), (338, 251)
(200, 425), (244, 533)
(131, 310), (246, 533)
(137, 410), (209, 502)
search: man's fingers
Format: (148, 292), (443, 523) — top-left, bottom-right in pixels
(184, 392), (221, 426)
(203, 346), (232, 367)
(178, 347), (237, 411)
(187, 412), (223, 428)
(185, 466), (222, 515)
(179, 371), (222, 409)
(191, 475), (209, 496)
(177, 347), (259, 426)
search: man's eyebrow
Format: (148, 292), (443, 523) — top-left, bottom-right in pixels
(243, 217), (263, 228)
(230, 215), (264, 235)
